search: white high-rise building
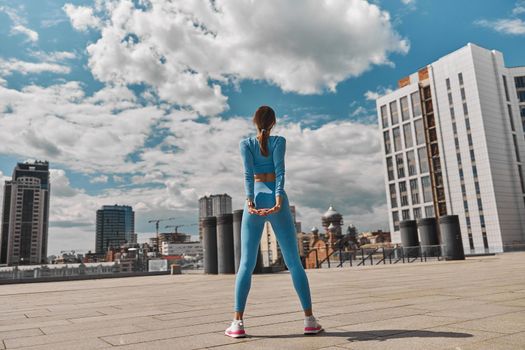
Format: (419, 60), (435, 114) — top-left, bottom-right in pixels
(376, 43), (525, 254)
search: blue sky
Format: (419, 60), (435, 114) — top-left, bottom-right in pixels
(0, 0), (523, 255)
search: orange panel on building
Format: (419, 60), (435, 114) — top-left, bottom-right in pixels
(418, 67), (429, 81)
(398, 76), (410, 88)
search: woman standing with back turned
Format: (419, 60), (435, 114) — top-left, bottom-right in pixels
(224, 105), (323, 338)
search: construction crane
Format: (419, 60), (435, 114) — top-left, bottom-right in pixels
(148, 217), (176, 254)
(165, 223), (198, 234)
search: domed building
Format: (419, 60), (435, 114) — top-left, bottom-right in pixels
(321, 205), (344, 239)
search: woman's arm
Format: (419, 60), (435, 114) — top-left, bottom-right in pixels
(260, 136), (286, 216)
(273, 136), (286, 199)
(239, 139), (255, 202)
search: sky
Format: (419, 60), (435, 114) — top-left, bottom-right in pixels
(0, 0), (523, 256)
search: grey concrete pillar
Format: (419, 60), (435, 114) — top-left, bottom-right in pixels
(439, 215), (465, 260)
(400, 219), (419, 258)
(417, 217), (440, 257)
(202, 216), (218, 274)
(217, 213), (235, 274)
(233, 209), (243, 273)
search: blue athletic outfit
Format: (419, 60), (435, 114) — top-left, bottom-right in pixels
(234, 135), (312, 312)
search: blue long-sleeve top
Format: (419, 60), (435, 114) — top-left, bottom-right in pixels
(239, 135), (286, 201)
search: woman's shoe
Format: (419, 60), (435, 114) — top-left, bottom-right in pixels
(225, 319), (246, 338)
(304, 315), (323, 335)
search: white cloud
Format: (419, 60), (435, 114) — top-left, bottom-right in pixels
(61, 0), (409, 116)
(401, 0), (416, 5)
(364, 87), (393, 101)
(63, 4), (101, 31)
(513, 1), (525, 15)
(351, 106), (368, 117)
(112, 175), (125, 183)
(0, 82), (163, 173)
(30, 50), (77, 62)
(11, 24), (38, 42)
(476, 18), (525, 35)
(475, 1), (525, 35)
(90, 175), (109, 184)
(0, 58), (71, 75)
(1, 6), (39, 43)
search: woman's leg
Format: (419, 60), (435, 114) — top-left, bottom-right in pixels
(268, 192), (313, 313)
(233, 200), (266, 316)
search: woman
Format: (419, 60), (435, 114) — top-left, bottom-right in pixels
(225, 105), (323, 338)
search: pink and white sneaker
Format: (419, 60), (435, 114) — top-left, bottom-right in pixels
(304, 315), (323, 335)
(225, 319), (246, 338)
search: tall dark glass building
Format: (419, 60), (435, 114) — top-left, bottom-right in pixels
(0, 160), (51, 265)
(96, 205), (135, 254)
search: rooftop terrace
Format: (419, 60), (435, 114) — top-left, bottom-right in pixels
(0, 253), (524, 349)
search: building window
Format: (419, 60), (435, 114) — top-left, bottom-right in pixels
(460, 88), (466, 101)
(463, 102), (468, 116)
(386, 157), (395, 181)
(400, 181), (409, 206)
(390, 184), (398, 208)
(421, 175), (432, 203)
(446, 78), (451, 90)
(403, 123), (413, 149)
(516, 76), (525, 89)
(502, 75), (510, 102)
(470, 149), (476, 162)
(475, 181), (480, 194)
(400, 96), (410, 121)
(518, 165), (525, 193)
(424, 205), (434, 218)
(402, 209), (410, 220)
(390, 101), (399, 125)
(413, 207), (422, 219)
(521, 106), (525, 132)
(380, 105), (389, 128)
(418, 147), (429, 173)
(414, 118), (425, 145)
(406, 150), (417, 176)
(477, 198), (484, 211)
(513, 134), (521, 162)
(393, 127), (402, 151)
(507, 104), (516, 132)
(411, 91), (422, 117)
(467, 133), (473, 147)
(458, 72), (464, 86)
(518, 91), (525, 103)
(392, 211), (400, 231)
(450, 107), (455, 119)
(465, 117), (471, 130)
(396, 153), (405, 178)
(410, 178), (420, 204)
(392, 127), (402, 152)
(384, 131), (391, 154)
(448, 92), (453, 105)
(472, 165), (478, 178)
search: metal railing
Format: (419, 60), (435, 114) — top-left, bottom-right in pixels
(307, 244), (445, 269)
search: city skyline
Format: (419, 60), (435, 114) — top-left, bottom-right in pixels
(0, 1), (524, 255)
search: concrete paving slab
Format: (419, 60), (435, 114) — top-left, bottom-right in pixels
(0, 252), (523, 349)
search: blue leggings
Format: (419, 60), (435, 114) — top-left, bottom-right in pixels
(234, 180), (312, 312)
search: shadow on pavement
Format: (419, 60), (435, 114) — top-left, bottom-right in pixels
(245, 328), (474, 342)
